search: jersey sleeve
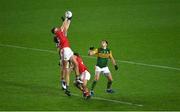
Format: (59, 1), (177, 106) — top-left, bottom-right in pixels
(109, 50), (113, 59)
(94, 48), (98, 54)
(93, 48), (98, 57)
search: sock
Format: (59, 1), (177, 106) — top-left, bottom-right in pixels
(66, 85), (69, 91)
(61, 80), (65, 83)
(75, 83), (83, 91)
(91, 80), (97, 91)
(61, 80), (66, 88)
(107, 80), (112, 90)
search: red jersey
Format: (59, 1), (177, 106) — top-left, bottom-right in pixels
(76, 56), (88, 74)
(55, 30), (70, 49)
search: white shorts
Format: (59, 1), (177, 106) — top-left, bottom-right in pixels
(80, 70), (91, 81)
(95, 66), (111, 75)
(60, 47), (74, 61)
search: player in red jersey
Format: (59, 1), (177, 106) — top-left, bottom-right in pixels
(53, 35), (67, 91)
(73, 53), (91, 99)
(51, 13), (80, 96)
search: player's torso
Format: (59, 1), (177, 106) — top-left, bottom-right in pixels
(56, 30), (70, 49)
(76, 56), (87, 74)
(96, 48), (111, 68)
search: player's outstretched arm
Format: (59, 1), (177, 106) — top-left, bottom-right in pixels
(88, 47), (98, 56)
(60, 11), (72, 35)
(64, 18), (71, 31)
(60, 18), (71, 34)
(110, 51), (118, 70)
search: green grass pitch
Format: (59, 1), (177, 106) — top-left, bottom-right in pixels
(0, 0), (180, 111)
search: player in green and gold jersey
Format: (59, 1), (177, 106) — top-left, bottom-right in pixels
(88, 40), (118, 96)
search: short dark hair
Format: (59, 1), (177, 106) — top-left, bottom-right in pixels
(105, 40), (108, 45)
(51, 27), (55, 34)
(53, 36), (58, 43)
(74, 52), (79, 56)
(102, 40), (108, 45)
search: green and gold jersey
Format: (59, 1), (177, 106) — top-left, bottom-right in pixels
(93, 48), (113, 68)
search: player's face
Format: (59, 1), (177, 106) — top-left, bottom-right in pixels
(101, 41), (107, 48)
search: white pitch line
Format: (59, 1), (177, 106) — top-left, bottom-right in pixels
(119, 60), (180, 71)
(0, 44), (57, 54)
(72, 93), (143, 107)
(0, 43), (180, 71)
(0, 44), (144, 107)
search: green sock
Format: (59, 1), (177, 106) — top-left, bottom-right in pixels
(91, 80), (97, 91)
(107, 81), (112, 89)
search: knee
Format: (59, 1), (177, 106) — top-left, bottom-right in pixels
(95, 77), (99, 81)
(63, 61), (70, 69)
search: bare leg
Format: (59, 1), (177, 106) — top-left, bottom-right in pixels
(83, 80), (88, 93)
(60, 69), (64, 80)
(62, 60), (71, 96)
(65, 68), (70, 86)
(63, 60), (70, 87)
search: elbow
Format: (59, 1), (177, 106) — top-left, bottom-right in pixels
(89, 52), (94, 56)
(88, 51), (92, 56)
